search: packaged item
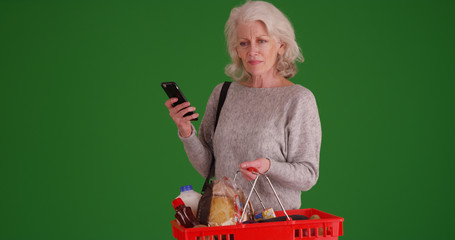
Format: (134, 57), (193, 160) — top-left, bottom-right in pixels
(208, 178), (236, 226)
(209, 195), (236, 226)
(208, 177), (253, 226)
(234, 186), (254, 223)
(177, 185), (202, 217)
(172, 198), (199, 228)
(254, 208), (276, 221)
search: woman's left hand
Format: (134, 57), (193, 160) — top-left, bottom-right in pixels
(239, 158), (271, 181)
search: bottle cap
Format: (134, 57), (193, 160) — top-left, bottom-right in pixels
(180, 185), (193, 192)
(172, 198), (185, 209)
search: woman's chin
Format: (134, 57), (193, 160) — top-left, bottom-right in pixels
(245, 68), (264, 77)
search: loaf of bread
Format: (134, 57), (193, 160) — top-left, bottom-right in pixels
(208, 196), (236, 226)
(208, 177), (255, 226)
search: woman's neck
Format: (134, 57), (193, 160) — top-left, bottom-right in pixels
(241, 74), (294, 88)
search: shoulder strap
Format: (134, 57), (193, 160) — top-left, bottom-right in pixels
(214, 81), (231, 131)
(201, 81), (231, 193)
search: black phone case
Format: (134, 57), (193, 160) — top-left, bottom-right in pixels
(161, 82), (198, 121)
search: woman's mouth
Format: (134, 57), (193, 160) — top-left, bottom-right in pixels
(248, 60), (263, 65)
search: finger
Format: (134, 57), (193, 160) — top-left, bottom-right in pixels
(239, 168), (257, 181)
(169, 102), (191, 116)
(173, 102), (191, 113)
(164, 98), (178, 109)
(239, 167), (257, 177)
(239, 161), (261, 172)
(177, 106), (196, 118)
(182, 113), (199, 121)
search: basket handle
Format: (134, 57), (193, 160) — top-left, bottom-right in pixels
(236, 168), (291, 223)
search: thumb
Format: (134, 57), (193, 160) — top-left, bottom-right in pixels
(239, 160), (259, 170)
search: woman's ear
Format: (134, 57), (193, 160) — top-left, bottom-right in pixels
(278, 42), (286, 56)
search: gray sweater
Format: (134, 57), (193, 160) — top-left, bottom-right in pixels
(179, 82), (321, 211)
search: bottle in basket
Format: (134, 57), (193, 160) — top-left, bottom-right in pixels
(176, 185), (201, 217)
(172, 198), (199, 228)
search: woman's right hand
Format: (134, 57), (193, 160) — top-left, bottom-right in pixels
(164, 98), (199, 138)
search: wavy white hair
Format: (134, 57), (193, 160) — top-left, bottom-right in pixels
(224, 1), (304, 82)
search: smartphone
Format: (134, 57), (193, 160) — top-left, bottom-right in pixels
(161, 82), (198, 121)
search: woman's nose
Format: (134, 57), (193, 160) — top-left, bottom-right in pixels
(247, 43), (258, 56)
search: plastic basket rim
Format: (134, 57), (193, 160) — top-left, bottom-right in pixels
(171, 208), (344, 232)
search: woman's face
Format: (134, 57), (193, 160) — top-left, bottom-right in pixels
(236, 21), (285, 78)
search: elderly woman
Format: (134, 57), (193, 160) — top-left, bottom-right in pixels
(165, 1), (321, 212)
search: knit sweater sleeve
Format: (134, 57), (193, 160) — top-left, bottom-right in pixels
(178, 83), (223, 178)
(266, 88), (322, 191)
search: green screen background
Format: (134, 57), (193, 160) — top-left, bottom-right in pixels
(1, 0), (454, 239)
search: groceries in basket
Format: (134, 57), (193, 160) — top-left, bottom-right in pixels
(172, 198), (200, 228)
(254, 207), (276, 221)
(176, 185), (202, 218)
(170, 169), (328, 230)
(170, 179), (253, 228)
(208, 177), (254, 226)
(171, 184), (203, 228)
(170, 172), (344, 239)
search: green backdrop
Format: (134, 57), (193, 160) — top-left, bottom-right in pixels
(1, 0), (454, 239)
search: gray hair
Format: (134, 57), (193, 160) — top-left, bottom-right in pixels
(224, 1), (304, 82)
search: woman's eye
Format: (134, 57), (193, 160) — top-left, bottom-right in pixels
(258, 40), (267, 44)
(240, 42), (247, 47)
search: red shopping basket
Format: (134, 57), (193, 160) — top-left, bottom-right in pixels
(171, 168), (344, 240)
(171, 208), (343, 240)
